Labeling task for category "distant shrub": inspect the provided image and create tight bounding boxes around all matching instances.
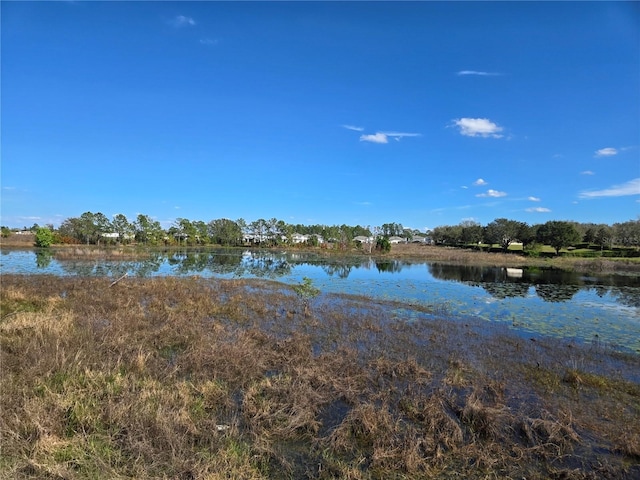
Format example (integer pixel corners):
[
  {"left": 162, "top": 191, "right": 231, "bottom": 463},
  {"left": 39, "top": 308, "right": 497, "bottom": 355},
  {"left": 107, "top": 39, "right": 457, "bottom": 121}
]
[
  {"left": 34, "top": 227, "right": 55, "bottom": 248},
  {"left": 376, "top": 237, "right": 391, "bottom": 253}
]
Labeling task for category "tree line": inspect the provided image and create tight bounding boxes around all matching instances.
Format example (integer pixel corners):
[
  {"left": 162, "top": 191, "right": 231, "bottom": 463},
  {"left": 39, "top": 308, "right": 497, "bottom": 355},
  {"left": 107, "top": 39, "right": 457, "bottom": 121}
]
[
  {"left": 20, "top": 212, "right": 375, "bottom": 249},
  {"left": 4, "top": 212, "right": 639, "bottom": 255},
  {"left": 430, "top": 218, "right": 640, "bottom": 254}
]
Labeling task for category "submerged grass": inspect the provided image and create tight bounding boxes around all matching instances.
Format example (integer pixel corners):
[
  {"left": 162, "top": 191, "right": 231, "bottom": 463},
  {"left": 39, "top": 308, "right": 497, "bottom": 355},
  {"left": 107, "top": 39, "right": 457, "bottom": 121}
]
[{"left": 1, "top": 274, "right": 639, "bottom": 479}]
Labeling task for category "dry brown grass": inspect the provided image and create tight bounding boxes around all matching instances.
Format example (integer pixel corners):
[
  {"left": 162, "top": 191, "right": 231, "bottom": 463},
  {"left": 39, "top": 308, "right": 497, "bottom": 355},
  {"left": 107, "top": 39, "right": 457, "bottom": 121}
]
[
  {"left": 388, "top": 244, "right": 640, "bottom": 274},
  {"left": 1, "top": 274, "right": 639, "bottom": 479}
]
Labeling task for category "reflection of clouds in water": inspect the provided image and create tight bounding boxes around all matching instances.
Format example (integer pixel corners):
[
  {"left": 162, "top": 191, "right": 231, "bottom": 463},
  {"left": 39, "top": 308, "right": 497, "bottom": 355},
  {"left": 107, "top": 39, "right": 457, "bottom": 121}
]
[{"left": 580, "top": 301, "right": 639, "bottom": 318}]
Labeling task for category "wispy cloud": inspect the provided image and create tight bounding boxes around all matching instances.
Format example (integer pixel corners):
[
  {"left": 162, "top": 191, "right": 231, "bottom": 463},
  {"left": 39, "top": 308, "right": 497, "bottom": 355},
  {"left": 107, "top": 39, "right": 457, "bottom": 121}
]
[
  {"left": 457, "top": 70, "right": 501, "bottom": 76},
  {"left": 473, "top": 178, "right": 488, "bottom": 186},
  {"left": 172, "top": 15, "right": 196, "bottom": 27},
  {"left": 354, "top": 201, "right": 372, "bottom": 206},
  {"left": 359, "top": 131, "right": 421, "bottom": 144},
  {"left": 342, "top": 124, "right": 364, "bottom": 132},
  {"left": 476, "top": 189, "right": 507, "bottom": 198},
  {"left": 581, "top": 170, "right": 595, "bottom": 175},
  {"left": 199, "top": 38, "right": 218, "bottom": 46},
  {"left": 526, "top": 207, "right": 551, "bottom": 213},
  {"left": 579, "top": 178, "right": 640, "bottom": 198},
  {"left": 527, "top": 196, "right": 541, "bottom": 202},
  {"left": 382, "top": 131, "right": 421, "bottom": 141},
  {"left": 453, "top": 118, "right": 504, "bottom": 138},
  {"left": 595, "top": 147, "right": 618, "bottom": 157}
]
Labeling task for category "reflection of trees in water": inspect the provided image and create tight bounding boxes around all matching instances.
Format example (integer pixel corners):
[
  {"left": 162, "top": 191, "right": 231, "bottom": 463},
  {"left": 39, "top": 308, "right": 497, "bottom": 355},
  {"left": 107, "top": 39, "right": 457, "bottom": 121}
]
[
  {"left": 58, "top": 261, "right": 103, "bottom": 277},
  {"left": 169, "top": 251, "right": 214, "bottom": 274},
  {"left": 429, "top": 263, "right": 506, "bottom": 283},
  {"left": 375, "top": 260, "right": 406, "bottom": 273},
  {"left": 132, "top": 254, "right": 164, "bottom": 277},
  {"left": 428, "top": 263, "right": 586, "bottom": 303},
  {"left": 242, "top": 255, "right": 291, "bottom": 278},
  {"left": 597, "top": 286, "right": 640, "bottom": 309},
  {"left": 35, "top": 250, "right": 53, "bottom": 268},
  {"left": 45, "top": 251, "right": 640, "bottom": 309},
  {"left": 482, "top": 282, "right": 531, "bottom": 299},
  {"left": 534, "top": 284, "right": 580, "bottom": 302},
  {"left": 321, "top": 264, "right": 352, "bottom": 278}
]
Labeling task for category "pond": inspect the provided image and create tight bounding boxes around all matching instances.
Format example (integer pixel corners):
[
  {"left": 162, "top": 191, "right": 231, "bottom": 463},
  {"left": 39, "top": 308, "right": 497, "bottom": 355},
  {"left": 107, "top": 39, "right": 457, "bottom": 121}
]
[{"left": 2, "top": 248, "right": 639, "bottom": 353}]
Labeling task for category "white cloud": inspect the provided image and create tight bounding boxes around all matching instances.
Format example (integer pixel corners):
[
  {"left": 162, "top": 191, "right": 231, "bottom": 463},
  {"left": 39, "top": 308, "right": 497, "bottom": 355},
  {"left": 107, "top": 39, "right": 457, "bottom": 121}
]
[
  {"left": 476, "top": 189, "right": 507, "bottom": 198},
  {"left": 473, "top": 178, "right": 488, "bottom": 186},
  {"left": 527, "top": 196, "right": 541, "bottom": 202},
  {"left": 453, "top": 118, "right": 504, "bottom": 138},
  {"left": 199, "top": 38, "right": 218, "bottom": 46},
  {"left": 457, "top": 70, "right": 500, "bottom": 76},
  {"left": 359, "top": 131, "right": 420, "bottom": 144},
  {"left": 595, "top": 147, "right": 618, "bottom": 157},
  {"left": 581, "top": 170, "right": 595, "bottom": 175},
  {"left": 342, "top": 125, "right": 364, "bottom": 132},
  {"left": 526, "top": 207, "right": 551, "bottom": 213},
  {"left": 579, "top": 178, "right": 640, "bottom": 198},
  {"left": 172, "top": 15, "right": 196, "bottom": 27},
  {"left": 360, "top": 133, "right": 389, "bottom": 144}
]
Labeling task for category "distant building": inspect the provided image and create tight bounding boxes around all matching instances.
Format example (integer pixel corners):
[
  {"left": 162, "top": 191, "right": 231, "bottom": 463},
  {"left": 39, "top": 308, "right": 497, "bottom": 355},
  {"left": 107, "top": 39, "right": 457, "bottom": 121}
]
[{"left": 388, "top": 236, "right": 406, "bottom": 244}]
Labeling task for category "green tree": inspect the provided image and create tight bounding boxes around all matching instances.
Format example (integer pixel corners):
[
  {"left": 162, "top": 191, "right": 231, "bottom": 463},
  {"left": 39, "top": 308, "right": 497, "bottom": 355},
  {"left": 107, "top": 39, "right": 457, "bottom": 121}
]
[
  {"left": 376, "top": 236, "right": 391, "bottom": 252},
  {"left": 249, "top": 219, "right": 269, "bottom": 246},
  {"left": 174, "top": 218, "right": 197, "bottom": 245},
  {"left": 192, "top": 220, "right": 209, "bottom": 245},
  {"left": 432, "top": 225, "right": 462, "bottom": 246},
  {"left": 292, "top": 277, "right": 320, "bottom": 316},
  {"left": 381, "top": 222, "right": 404, "bottom": 237},
  {"left": 484, "top": 218, "right": 524, "bottom": 252},
  {"left": 134, "top": 214, "right": 163, "bottom": 245},
  {"left": 93, "top": 212, "right": 112, "bottom": 244},
  {"left": 58, "top": 217, "right": 82, "bottom": 243},
  {"left": 1, "top": 226, "right": 11, "bottom": 238},
  {"left": 77, "top": 212, "right": 98, "bottom": 244},
  {"left": 613, "top": 219, "right": 640, "bottom": 247},
  {"left": 537, "top": 220, "right": 581, "bottom": 254},
  {"left": 34, "top": 226, "right": 55, "bottom": 248},
  {"left": 460, "top": 220, "right": 483, "bottom": 245},
  {"left": 583, "top": 225, "right": 597, "bottom": 244},
  {"left": 594, "top": 225, "right": 613, "bottom": 251},
  {"left": 112, "top": 214, "right": 134, "bottom": 244},
  {"left": 208, "top": 218, "right": 243, "bottom": 246}
]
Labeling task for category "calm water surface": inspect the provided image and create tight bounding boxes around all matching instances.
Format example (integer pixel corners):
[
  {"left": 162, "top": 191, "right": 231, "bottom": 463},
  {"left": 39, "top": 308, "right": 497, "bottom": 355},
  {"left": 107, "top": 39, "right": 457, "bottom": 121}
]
[{"left": 2, "top": 248, "right": 639, "bottom": 352}]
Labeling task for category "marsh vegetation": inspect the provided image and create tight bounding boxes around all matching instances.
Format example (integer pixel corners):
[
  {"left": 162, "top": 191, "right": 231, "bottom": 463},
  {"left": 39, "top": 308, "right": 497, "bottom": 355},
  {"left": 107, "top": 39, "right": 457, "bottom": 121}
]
[{"left": 1, "top": 275, "right": 639, "bottom": 479}]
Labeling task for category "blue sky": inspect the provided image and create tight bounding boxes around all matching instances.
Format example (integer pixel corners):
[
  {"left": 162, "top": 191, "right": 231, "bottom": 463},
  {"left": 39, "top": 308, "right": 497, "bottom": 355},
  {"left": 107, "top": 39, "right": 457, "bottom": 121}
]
[{"left": 2, "top": 1, "right": 639, "bottom": 231}]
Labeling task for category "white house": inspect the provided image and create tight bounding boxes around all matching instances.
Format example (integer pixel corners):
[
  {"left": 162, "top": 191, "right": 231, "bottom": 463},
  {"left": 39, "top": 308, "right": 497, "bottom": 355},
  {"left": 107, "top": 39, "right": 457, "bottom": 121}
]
[
  {"left": 388, "top": 236, "right": 406, "bottom": 244},
  {"left": 353, "top": 235, "right": 374, "bottom": 244}
]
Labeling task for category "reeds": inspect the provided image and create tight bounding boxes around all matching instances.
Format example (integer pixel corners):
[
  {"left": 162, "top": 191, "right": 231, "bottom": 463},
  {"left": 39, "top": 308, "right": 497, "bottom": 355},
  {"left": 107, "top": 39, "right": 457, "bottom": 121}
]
[{"left": 1, "top": 274, "right": 639, "bottom": 479}]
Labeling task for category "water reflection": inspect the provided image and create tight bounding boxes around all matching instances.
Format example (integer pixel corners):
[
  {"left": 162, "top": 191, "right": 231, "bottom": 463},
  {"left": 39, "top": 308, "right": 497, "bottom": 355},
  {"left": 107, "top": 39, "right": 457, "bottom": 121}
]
[
  {"left": 35, "top": 249, "right": 53, "bottom": 268},
  {"left": 534, "top": 284, "right": 580, "bottom": 303},
  {"left": 2, "top": 248, "right": 639, "bottom": 309},
  {"left": 427, "top": 262, "right": 639, "bottom": 307}
]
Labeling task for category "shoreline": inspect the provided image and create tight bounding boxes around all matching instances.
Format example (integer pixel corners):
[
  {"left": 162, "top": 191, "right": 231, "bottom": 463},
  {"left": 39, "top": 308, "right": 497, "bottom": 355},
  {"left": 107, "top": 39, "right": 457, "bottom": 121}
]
[{"left": 2, "top": 239, "right": 639, "bottom": 275}]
